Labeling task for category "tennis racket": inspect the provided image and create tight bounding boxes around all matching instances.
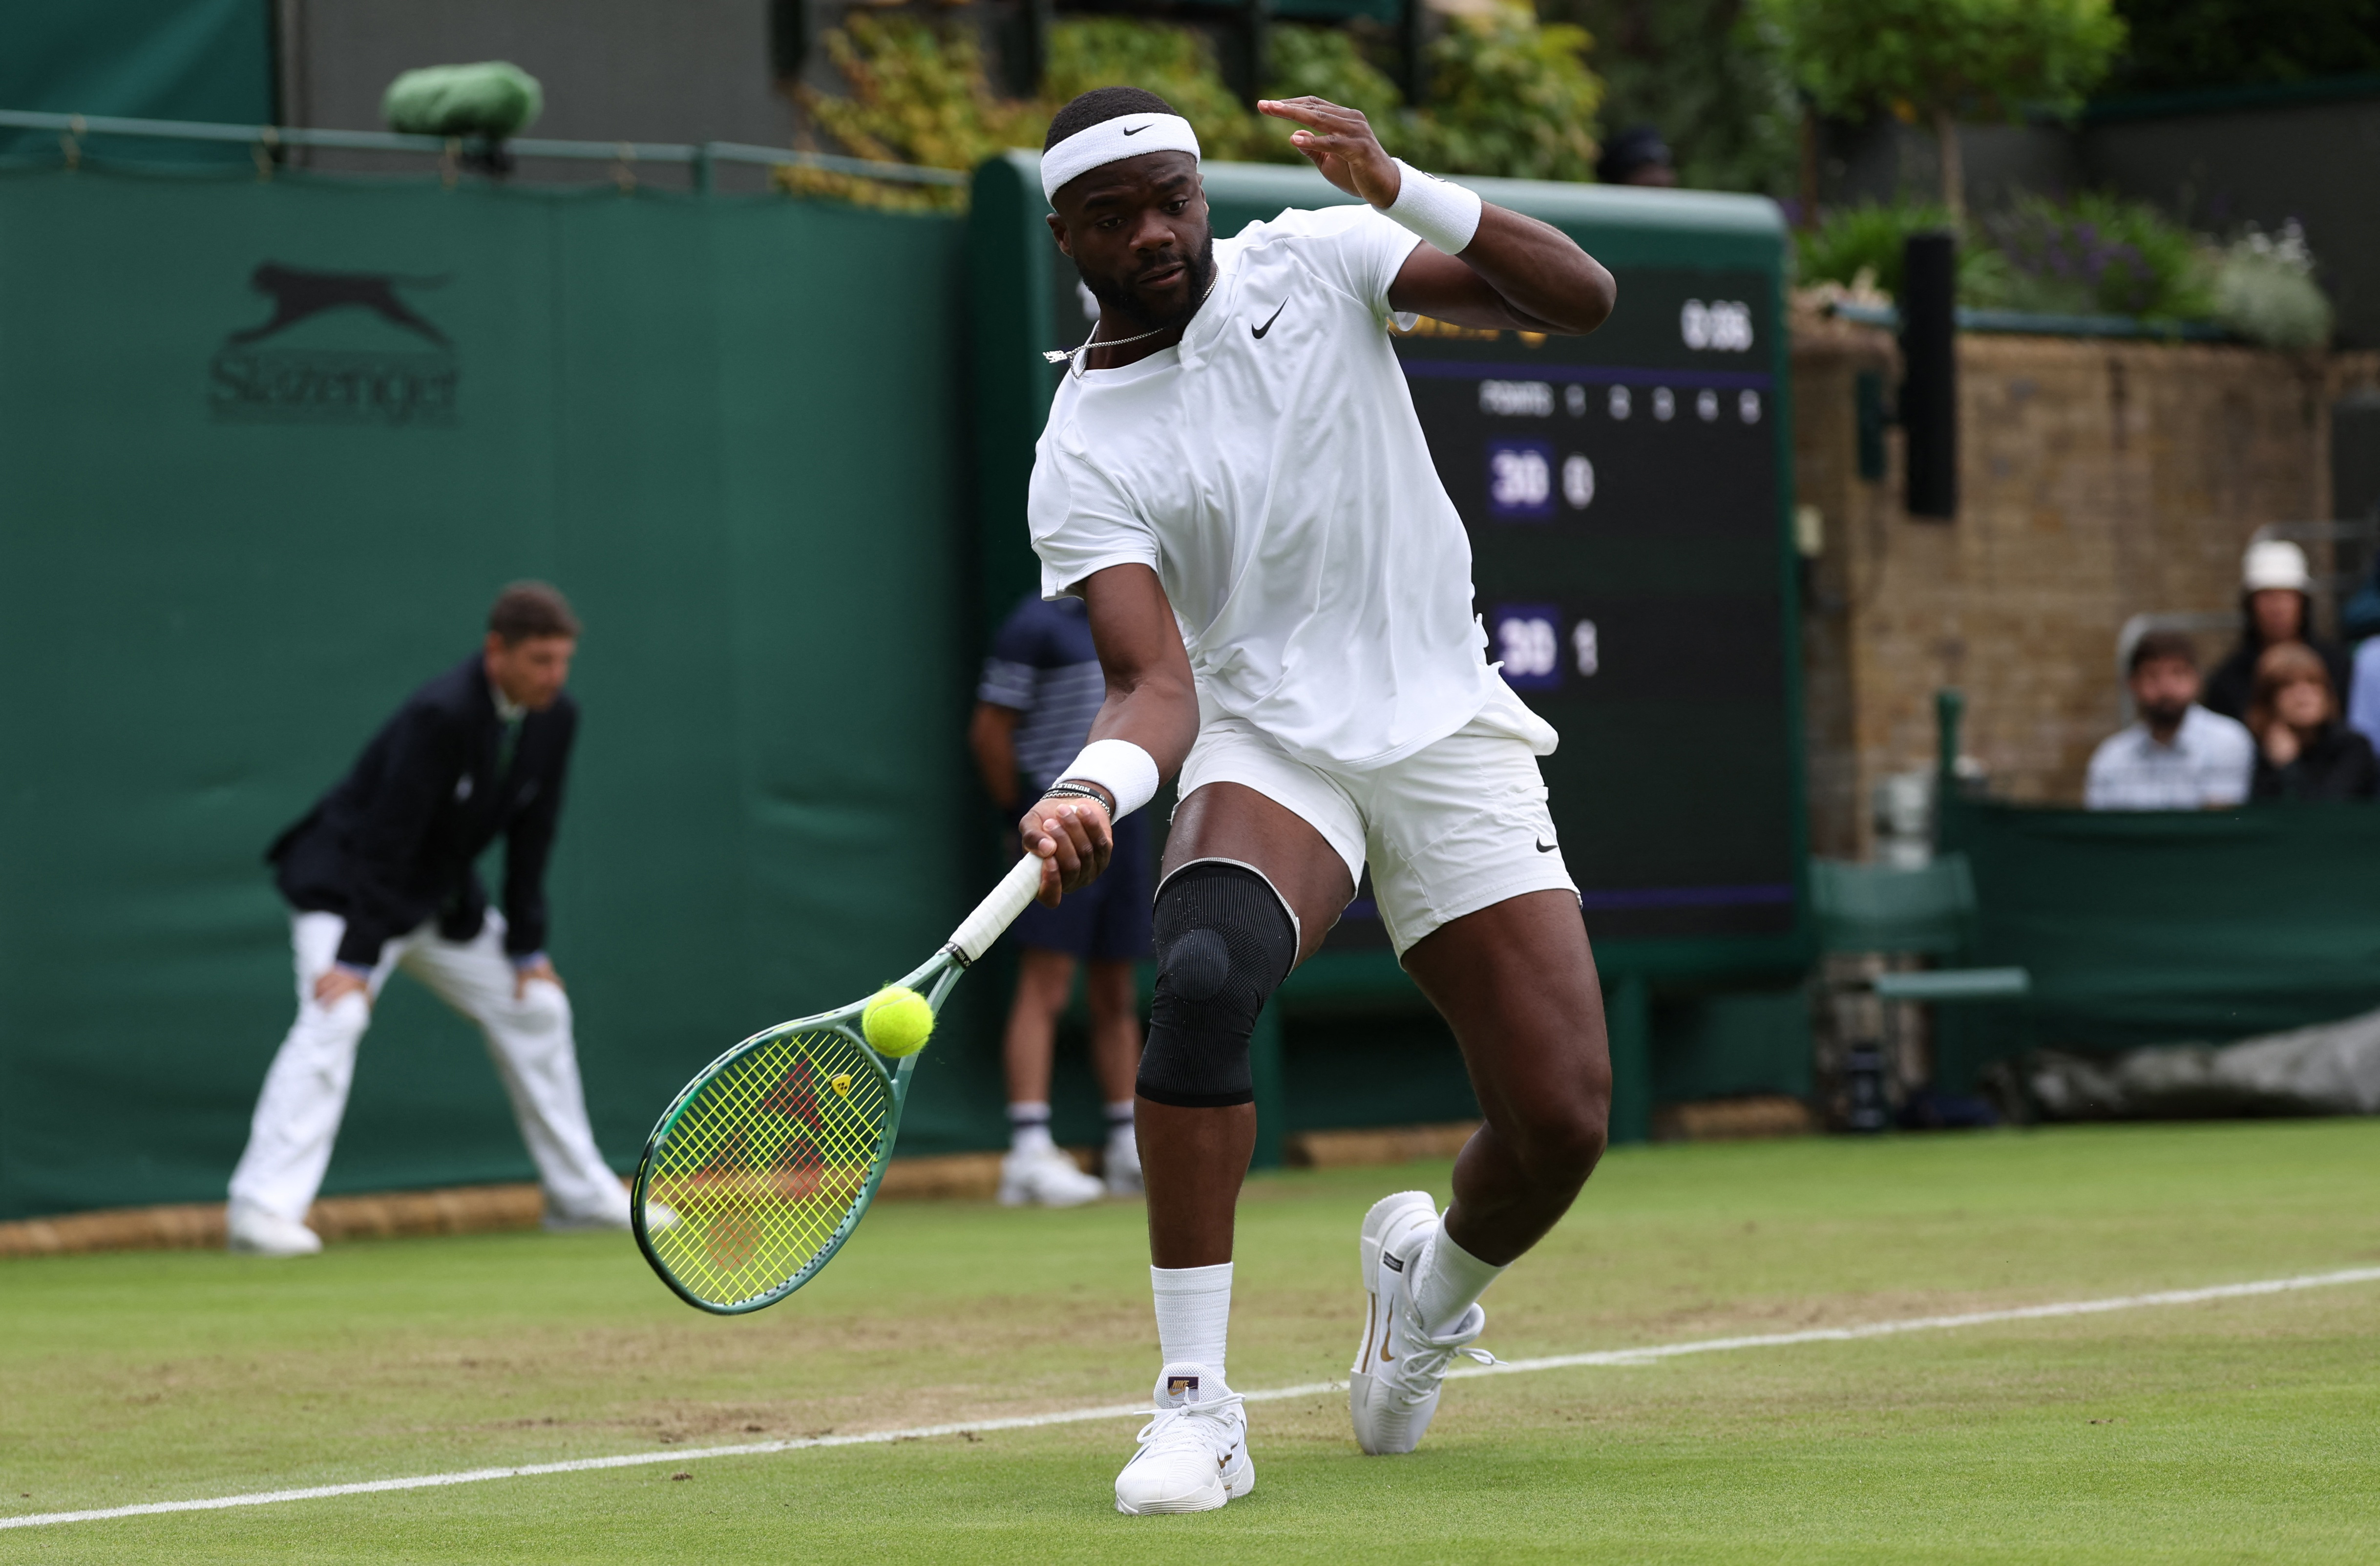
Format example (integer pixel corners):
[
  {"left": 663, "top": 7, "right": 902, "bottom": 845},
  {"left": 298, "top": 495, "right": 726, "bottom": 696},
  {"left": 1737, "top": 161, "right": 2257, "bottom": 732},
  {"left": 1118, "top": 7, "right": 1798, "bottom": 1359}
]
[{"left": 631, "top": 852, "right": 1047, "bottom": 1313}]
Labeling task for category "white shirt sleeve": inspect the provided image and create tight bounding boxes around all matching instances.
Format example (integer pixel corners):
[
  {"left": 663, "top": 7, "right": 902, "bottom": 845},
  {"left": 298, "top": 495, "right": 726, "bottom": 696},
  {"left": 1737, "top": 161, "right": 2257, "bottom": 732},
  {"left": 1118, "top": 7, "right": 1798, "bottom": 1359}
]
[
  {"left": 1027, "top": 434, "right": 1159, "bottom": 600},
  {"left": 1262, "top": 204, "right": 1425, "bottom": 317}
]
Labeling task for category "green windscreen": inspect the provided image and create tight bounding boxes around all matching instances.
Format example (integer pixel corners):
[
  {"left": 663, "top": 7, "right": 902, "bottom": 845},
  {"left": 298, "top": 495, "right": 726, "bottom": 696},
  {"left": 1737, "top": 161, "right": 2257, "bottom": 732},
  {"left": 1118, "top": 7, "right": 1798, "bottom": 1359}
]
[{"left": 0, "top": 162, "right": 1006, "bottom": 1222}]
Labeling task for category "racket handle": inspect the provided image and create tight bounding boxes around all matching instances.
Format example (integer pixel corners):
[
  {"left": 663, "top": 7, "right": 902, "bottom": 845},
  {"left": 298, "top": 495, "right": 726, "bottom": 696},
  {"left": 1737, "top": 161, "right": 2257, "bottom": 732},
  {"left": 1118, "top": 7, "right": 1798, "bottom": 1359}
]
[{"left": 948, "top": 853, "right": 1047, "bottom": 965}]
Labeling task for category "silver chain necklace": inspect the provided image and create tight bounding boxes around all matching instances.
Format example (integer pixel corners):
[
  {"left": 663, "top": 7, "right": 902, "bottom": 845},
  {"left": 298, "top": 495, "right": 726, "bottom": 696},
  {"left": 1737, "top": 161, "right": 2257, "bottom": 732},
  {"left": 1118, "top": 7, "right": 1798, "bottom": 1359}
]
[{"left": 1043, "top": 274, "right": 1218, "bottom": 378}]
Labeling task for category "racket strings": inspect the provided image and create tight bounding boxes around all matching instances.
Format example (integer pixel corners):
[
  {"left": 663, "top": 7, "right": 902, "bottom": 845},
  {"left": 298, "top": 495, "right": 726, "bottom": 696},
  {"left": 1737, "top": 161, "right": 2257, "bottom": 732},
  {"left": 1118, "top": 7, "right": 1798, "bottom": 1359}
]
[{"left": 642, "top": 1029, "right": 891, "bottom": 1307}]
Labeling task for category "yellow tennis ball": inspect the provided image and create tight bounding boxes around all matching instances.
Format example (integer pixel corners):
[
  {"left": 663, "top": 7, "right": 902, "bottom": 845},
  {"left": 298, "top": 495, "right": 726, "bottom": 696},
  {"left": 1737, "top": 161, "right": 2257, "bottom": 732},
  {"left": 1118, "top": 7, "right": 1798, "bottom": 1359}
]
[{"left": 862, "top": 986, "right": 934, "bottom": 1058}]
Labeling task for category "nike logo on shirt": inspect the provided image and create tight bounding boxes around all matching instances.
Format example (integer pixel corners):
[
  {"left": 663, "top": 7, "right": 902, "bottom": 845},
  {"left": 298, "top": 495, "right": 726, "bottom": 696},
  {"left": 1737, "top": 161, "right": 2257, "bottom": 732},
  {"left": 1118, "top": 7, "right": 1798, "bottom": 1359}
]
[
  {"left": 1536, "top": 839, "right": 1559, "bottom": 853},
  {"left": 1251, "top": 301, "right": 1286, "bottom": 339}
]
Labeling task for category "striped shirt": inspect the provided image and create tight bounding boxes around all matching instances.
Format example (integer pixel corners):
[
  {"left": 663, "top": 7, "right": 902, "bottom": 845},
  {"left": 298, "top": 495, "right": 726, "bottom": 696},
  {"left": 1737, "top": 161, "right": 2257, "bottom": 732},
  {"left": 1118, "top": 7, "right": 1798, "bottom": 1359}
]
[{"left": 978, "top": 594, "right": 1107, "bottom": 793}]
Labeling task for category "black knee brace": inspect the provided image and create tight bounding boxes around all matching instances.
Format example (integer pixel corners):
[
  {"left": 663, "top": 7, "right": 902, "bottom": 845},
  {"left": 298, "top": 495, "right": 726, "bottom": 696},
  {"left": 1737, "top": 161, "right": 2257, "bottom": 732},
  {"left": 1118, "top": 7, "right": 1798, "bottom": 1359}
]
[{"left": 1136, "top": 862, "right": 1299, "bottom": 1108}]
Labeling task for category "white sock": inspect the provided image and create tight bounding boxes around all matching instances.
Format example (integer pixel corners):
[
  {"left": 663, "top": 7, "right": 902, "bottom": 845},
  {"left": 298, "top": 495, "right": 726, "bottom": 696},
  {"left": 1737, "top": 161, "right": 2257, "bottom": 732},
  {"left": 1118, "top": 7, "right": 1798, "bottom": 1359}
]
[
  {"left": 1150, "top": 1262, "right": 1233, "bottom": 1383},
  {"left": 1103, "top": 1100, "right": 1135, "bottom": 1141},
  {"left": 1411, "top": 1218, "right": 1506, "bottom": 1338},
  {"left": 1008, "top": 1102, "right": 1053, "bottom": 1154}
]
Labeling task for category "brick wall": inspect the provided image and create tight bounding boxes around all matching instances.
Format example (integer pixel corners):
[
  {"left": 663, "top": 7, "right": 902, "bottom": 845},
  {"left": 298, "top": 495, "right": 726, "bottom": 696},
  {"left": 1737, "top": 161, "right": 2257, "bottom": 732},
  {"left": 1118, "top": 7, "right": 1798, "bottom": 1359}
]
[{"left": 1793, "top": 309, "right": 2380, "bottom": 858}]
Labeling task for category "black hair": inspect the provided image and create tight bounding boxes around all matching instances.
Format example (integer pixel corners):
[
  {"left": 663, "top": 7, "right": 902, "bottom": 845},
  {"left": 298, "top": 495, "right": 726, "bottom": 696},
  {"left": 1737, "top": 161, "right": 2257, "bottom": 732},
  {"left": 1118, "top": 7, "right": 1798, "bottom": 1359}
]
[
  {"left": 1045, "top": 87, "right": 1179, "bottom": 152},
  {"left": 1596, "top": 124, "right": 1672, "bottom": 184},
  {"left": 2129, "top": 629, "right": 2199, "bottom": 675}
]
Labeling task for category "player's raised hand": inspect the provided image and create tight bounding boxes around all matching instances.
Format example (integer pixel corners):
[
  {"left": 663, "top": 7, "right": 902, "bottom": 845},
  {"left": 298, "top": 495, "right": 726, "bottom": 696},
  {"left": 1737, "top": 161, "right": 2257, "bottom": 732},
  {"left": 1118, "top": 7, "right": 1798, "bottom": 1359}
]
[
  {"left": 1018, "top": 795, "right": 1114, "bottom": 905},
  {"left": 1259, "top": 97, "right": 1403, "bottom": 209}
]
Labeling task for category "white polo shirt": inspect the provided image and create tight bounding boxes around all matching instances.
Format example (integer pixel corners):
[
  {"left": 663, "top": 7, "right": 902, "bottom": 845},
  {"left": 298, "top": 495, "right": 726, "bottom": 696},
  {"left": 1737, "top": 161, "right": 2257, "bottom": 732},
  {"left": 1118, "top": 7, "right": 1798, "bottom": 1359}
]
[
  {"left": 2083, "top": 703, "right": 2255, "bottom": 809},
  {"left": 1028, "top": 204, "right": 1524, "bottom": 771}
]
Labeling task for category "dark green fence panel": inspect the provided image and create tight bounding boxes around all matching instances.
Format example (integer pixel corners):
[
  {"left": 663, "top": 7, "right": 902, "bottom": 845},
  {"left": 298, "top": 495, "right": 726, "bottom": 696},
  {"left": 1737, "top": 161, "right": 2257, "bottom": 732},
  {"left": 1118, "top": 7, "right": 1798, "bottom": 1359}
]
[
  {"left": 1939, "top": 798, "right": 2380, "bottom": 1085},
  {"left": 0, "top": 165, "right": 1008, "bottom": 1222}
]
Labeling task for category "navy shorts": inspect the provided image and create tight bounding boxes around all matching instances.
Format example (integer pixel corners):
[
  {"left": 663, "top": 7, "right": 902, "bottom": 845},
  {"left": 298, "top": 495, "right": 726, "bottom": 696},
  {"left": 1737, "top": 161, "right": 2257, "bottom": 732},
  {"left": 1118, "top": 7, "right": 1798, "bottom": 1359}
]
[{"left": 1010, "top": 807, "right": 1154, "bottom": 962}]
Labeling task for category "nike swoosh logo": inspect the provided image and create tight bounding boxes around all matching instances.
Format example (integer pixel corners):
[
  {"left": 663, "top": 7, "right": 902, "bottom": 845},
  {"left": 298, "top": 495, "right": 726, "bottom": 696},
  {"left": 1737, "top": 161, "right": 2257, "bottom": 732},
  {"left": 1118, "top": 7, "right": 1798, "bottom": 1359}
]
[
  {"left": 1251, "top": 301, "right": 1286, "bottom": 339},
  {"left": 1536, "top": 839, "right": 1559, "bottom": 853},
  {"left": 1122, "top": 124, "right": 1148, "bottom": 136}
]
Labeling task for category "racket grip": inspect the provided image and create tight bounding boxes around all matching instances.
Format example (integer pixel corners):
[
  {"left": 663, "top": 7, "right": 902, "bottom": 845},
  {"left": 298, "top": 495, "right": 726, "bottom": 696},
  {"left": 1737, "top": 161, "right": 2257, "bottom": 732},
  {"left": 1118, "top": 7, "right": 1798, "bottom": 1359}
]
[{"left": 948, "top": 853, "right": 1047, "bottom": 965}]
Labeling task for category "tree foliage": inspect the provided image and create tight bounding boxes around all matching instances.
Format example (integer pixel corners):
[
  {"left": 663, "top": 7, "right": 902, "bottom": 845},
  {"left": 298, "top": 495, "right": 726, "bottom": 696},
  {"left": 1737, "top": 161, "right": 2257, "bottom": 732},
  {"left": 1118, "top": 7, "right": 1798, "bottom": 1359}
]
[
  {"left": 794, "top": 5, "right": 1606, "bottom": 204},
  {"left": 1545, "top": 0, "right": 1799, "bottom": 194},
  {"left": 1754, "top": 0, "right": 2125, "bottom": 218},
  {"left": 1401, "top": 4, "right": 1603, "bottom": 182},
  {"left": 2106, "top": 0, "right": 2380, "bottom": 96}
]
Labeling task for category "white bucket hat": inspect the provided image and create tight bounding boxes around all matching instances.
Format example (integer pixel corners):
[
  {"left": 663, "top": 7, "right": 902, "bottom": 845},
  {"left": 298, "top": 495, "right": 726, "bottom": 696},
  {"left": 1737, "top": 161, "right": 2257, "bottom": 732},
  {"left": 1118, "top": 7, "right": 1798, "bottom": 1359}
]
[{"left": 2242, "top": 539, "right": 2311, "bottom": 593}]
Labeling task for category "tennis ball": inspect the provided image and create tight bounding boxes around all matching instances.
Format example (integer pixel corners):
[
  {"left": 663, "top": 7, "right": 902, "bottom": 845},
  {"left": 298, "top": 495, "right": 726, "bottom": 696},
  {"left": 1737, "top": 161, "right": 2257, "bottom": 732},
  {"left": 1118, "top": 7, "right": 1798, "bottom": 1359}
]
[{"left": 862, "top": 986, "right": 934, "bottom": 1058}]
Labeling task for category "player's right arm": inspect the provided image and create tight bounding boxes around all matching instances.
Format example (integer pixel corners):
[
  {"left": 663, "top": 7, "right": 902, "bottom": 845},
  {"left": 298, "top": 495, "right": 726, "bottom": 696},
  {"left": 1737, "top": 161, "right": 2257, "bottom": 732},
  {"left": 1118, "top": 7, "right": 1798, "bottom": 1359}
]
[{"left": 1015, "top": 563, "right": 1196, "bottom": 905}]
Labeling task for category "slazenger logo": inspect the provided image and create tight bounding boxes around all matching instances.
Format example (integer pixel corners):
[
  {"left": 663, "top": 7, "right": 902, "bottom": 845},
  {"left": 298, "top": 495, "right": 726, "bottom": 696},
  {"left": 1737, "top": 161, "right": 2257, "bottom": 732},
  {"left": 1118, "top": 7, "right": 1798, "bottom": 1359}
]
[{"left": 209, "top": 263, "right": 459, "bottom": 427}]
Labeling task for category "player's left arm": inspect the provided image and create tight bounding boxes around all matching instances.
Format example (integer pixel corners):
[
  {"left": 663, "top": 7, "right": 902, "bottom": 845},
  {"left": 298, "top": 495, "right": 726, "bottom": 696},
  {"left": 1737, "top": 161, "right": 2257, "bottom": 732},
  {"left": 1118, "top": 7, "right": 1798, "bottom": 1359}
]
[{"left": 1259, "top": 96, "right": 1615, "bottom": 335}]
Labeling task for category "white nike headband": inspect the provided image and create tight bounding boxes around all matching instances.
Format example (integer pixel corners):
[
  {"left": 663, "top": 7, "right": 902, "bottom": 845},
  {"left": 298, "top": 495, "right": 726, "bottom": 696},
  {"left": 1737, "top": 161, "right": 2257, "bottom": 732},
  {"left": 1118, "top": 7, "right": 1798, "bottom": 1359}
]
[{"left": 1040, "top": 113, "right": 1201, "bottom": 202}]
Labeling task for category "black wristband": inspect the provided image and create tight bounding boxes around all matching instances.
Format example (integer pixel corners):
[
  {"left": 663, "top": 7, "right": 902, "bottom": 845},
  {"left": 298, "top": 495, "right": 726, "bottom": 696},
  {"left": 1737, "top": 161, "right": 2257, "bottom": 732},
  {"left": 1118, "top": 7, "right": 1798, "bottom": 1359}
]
[{"left": 1040, "top": 783, "right": 1115, "bottom": 812}]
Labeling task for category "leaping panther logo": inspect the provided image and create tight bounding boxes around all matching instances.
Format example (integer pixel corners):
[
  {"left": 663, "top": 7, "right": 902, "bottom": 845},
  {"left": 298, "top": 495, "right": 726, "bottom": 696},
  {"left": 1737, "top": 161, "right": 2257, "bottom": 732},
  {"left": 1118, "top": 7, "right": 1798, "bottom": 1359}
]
[{"left": 230, "top": 263, "right": 451, "bottom": 346}]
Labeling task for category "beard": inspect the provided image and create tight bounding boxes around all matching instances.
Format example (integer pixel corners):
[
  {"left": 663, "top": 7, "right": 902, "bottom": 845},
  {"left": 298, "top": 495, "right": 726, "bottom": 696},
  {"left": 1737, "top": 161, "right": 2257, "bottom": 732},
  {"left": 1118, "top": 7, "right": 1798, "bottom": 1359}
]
[{"left": 1079, "top": 231, "right": 1217, "bottom": 337}]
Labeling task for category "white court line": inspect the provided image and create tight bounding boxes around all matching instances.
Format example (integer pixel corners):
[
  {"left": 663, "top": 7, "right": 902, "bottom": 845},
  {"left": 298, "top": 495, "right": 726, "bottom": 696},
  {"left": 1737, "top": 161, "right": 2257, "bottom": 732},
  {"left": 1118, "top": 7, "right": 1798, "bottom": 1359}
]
[{"left": 7, "top": 1264, "right": 2376, "bottom": 1532}]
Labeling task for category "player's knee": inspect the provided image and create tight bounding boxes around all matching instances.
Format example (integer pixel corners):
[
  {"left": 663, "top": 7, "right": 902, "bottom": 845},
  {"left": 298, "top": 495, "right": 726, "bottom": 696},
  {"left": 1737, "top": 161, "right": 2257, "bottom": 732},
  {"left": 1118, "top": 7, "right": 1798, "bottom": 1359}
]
[{"left": 1135, "top": 862, "right": 1298, "bottom": 1108}]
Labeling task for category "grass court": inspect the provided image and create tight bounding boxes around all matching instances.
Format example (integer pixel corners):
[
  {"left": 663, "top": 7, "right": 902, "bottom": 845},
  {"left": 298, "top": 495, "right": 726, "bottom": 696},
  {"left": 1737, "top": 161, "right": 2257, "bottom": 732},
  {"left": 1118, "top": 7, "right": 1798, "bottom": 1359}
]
[{"left": 5, "top": 1120, "right": 2377, "bottom": 1563}]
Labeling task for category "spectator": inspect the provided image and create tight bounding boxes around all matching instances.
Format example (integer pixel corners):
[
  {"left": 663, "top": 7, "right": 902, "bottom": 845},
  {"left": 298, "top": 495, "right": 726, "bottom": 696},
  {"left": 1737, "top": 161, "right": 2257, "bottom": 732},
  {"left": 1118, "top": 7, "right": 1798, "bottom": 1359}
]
[
  {"left": 2247, "top": 642, "right": 2380, "bottom": 801},
  {"left": 2202, "top": 540, "right": 2349, "bottom": 720},
  {"left": 970, "top": 593, "right": 1151, "bottom": 1206},
  {"left": 1596, "top": 125, "right": 1676, "bottom": 188},
  {"left": 2085, "top": 629, "right": 2254, "bottom": 809},
  {"left": 2346, "top": 635, "right": 2380, "bottom": 750}
]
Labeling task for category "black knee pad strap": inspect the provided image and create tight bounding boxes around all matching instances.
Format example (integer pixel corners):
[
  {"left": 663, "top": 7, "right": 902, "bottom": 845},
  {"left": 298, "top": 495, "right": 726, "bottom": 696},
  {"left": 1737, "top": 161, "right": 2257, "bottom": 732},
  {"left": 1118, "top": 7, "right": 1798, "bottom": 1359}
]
[{"left": 1137, "top": 862, "right": 1298, "bottom": 1109}]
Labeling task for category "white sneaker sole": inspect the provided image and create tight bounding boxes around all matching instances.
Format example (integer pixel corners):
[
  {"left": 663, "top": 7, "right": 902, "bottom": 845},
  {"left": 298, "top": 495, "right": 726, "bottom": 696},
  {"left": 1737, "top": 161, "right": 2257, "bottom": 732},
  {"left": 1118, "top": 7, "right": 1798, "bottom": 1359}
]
[
  {"left": 1114, "top": 1453, "right": 1254, "bottom": 1514},
  {"left": 997, "top": 1168, "right": 1104, "bottom": 1208},
  {"left": 1348, "top": 1190, "right": 1438, "bottom": 1455},
  {"left": 226, "top": 1234, "right": 322, "bottom": 1257}
]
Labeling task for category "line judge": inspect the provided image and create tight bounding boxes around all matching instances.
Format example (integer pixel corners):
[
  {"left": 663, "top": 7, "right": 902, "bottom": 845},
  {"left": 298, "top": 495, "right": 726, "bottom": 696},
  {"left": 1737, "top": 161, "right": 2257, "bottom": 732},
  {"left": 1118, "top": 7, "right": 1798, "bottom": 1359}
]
[{"left": 225, "top": 583, "right": 636, "bottom": 1255}]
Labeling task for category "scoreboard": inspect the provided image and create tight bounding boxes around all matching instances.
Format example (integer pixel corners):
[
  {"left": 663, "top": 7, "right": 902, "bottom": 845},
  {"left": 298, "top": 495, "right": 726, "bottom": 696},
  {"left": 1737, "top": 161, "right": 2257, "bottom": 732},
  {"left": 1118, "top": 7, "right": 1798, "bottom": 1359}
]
[{"left": 971, "top": 156, "right": 1807, "bottom": 977}]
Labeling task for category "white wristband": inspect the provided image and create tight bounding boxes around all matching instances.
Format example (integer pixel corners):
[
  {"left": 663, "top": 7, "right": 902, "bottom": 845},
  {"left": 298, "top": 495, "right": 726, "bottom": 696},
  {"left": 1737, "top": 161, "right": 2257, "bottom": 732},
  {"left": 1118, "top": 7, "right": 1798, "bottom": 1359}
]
[
  {"left": 1055, "top": 739, "right": 1160, "bottom": 820},
  {"left": 1383, "top": 159, "right": 1482, "bottom": 256}
]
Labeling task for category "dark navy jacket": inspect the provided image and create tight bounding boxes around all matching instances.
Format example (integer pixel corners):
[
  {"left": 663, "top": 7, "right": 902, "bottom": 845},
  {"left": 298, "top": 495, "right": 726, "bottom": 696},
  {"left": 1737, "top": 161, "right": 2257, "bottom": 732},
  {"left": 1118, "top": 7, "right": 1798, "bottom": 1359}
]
[{"left": 268, "top": 653, "right": 576, "bottom": 969}]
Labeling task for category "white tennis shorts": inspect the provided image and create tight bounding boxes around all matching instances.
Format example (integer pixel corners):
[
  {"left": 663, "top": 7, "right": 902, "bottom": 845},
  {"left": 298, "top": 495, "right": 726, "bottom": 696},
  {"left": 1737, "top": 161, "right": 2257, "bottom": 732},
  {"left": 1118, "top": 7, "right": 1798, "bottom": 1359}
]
[{"left": 1175, "top": 682, "right": 1577, "bottom": 956}]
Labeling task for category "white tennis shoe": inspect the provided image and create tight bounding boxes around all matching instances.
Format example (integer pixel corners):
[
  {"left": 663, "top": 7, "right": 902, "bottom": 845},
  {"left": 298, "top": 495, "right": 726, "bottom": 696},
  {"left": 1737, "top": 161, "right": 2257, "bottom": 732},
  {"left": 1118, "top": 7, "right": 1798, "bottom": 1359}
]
[
  {"left": 999, "top": 1143, "right": 1105, "bottom": 1207},
  {"left": 225, "top": 1201, "right": 323, "bottom": 1257},
  {"left": 1114, "top": 1361, "right": 1253, "bottom": 1515},
  {"left": 1348, "top": 1190, "right": 1496, "bottom": 1455}
]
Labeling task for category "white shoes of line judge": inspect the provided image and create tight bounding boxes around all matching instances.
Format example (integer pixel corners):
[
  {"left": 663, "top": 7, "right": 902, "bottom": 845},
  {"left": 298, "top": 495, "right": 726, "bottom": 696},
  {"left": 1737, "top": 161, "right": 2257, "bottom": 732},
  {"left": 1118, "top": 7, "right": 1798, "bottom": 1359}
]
[{"left": 224, "top": 1184, "right": 665, "bottom": 1258}]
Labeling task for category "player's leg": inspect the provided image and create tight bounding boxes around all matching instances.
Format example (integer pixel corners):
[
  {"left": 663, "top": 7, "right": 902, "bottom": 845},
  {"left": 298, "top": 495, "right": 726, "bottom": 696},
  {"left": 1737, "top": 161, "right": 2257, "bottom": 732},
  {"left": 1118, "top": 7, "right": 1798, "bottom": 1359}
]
[
  {"left": 403, "top": 912, "right": 628, "bottom": 1229},
  {"left": 1343, "top": 709, "right": 1607, "bottom": 1455},
  {"left": 1085, "top": 958, "right": 1144, "bottom": 1193},
  {"left": 1113, "top": 769, "right": 1356, "bottom": 1515},
  {"left": 1403, "top": 890, "right": 1609, "bottom": 1259},
  {"left": 226, "top": 911, "right": 397, "bottom": 1255},
  {"left": 997, "top": 944, "right": 1105, "bottom": 1207},
  {"left": 1087, "top": 807, "right": 1156, "bottom": 1195}
]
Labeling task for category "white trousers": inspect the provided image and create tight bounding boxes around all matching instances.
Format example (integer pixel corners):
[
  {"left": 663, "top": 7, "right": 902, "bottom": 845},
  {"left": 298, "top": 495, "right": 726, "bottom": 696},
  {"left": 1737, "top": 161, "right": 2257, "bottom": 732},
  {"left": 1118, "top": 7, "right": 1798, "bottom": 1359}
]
[{"left": 227, "top": 909, "right": 625, "bottom": 1224}]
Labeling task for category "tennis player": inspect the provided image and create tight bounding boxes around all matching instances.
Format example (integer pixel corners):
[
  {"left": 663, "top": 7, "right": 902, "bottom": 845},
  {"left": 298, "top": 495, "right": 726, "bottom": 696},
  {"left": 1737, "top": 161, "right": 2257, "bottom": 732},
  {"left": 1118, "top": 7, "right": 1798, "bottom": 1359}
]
[
  {"left": 1015, "top": 89, "right": 1618, "bottom": 1512},
  {"left": 224, "top": 583, "right": 635, "bottom": 1256}
]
